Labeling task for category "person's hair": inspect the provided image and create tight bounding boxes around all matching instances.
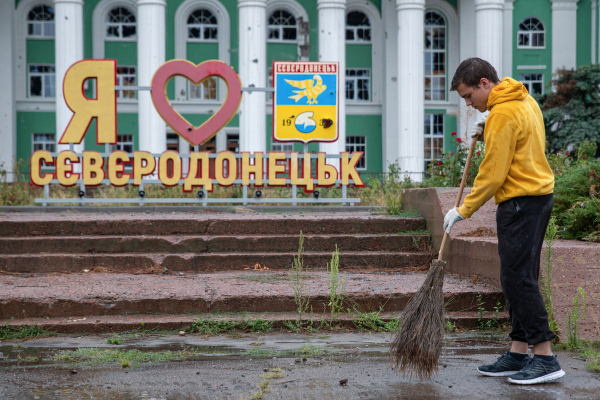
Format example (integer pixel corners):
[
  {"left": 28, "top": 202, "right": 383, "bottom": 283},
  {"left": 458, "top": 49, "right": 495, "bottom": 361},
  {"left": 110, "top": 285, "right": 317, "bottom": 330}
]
[{"left": 450, "top": 57, "right": 500, "bottom": 91}]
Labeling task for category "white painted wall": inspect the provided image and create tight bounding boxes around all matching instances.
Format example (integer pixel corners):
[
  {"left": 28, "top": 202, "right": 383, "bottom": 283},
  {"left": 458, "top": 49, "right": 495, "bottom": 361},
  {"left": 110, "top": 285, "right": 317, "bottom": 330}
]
[
  {"left": 238, "top": 0, "right": 267, "bottom": 153},
  {"left": 0, "top": 0, "right": 16, "bottom": 181},
  {"left": 55, "top": 0, "right": 84, "bottom": 158},
  {"left": 551, "top": 0, "right": 580, "bottom": 71},
  {"left": 137, "top": 0, "right": 166, "bottom": 154}
]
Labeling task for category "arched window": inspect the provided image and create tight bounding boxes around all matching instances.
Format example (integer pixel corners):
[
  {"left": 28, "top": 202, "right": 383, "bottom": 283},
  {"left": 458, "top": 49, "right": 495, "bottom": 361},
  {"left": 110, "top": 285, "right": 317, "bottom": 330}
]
[
  {"left": 187, "top": 8, "right": 218, "bottom": 41},
  {"left": 518, "top": 17, "right": 545, "bottom": 48},
  {"left": 106, "top": 7, "right": 136, "bottom": 39},
  {"left": 424, "top": 11, "right": 446, "bottom": 101},
  {"left": 27, "top": 5, "right": 54, "bottom": 38},
  {"left": 346, "top": 11, "right": 370, "bottom": 42},
  {"left": 268, "top": 10, "right": 297, "bottom": 41}
]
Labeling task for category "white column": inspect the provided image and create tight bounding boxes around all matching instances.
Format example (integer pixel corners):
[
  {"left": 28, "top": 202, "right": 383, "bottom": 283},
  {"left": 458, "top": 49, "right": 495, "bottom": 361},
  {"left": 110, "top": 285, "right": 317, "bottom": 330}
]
[
  {"left": 550, "top": 0, "right": 579, "bottom": 71},
  {"left": 502, "top": 0, "right": 515, "bottom": 79},
  {"left": 382, "top": 0, "right": 399, "bottom": 170},
  {"left": 216, "top": 130, "right": 227, "bottom": 152},
  {"left": 0, "top": 1, "right": 15, "bottom": 182},
  {"left": 55, "top": 0, "right": 84, "bottom": 157},
  {"left": 475, "top": 0, "right": 503, "bottom": 75},
  {"left": 137, "top": 0, "right": 166, "bottom": 154},
  {"left": 238, "top": 0, "right": 267, "bottom": 153},
  {"left": 318, "top": 0, "right": 346, "bottom": 159},
  {"left": 396, "top": 0, "right": 425, "bottom": 181},
  {"left": 458, "top": 0, "right": 476, "bottom": 140}
]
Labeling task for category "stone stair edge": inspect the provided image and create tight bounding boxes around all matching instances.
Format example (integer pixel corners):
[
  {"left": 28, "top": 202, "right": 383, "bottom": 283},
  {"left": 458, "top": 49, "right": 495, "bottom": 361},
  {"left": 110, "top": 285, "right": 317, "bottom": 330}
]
[{"left": 0, "top": 311, "right": 510, "bottom": 335}]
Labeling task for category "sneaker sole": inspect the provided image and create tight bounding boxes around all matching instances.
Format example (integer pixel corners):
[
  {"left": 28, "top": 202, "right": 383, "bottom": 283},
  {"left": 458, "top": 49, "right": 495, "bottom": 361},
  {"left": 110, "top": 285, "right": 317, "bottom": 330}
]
[
  {"left": 507, "top": 369, "right": 565, "bottom": 385},
  {"left": 477, "top": 369, "right": 522, "bottom": 377}
]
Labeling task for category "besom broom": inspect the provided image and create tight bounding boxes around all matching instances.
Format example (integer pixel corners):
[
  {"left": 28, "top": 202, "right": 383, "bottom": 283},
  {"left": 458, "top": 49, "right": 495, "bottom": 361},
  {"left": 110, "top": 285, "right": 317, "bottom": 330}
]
[{"left": 390, "top": 133, "right": 480, "bottom": 380}]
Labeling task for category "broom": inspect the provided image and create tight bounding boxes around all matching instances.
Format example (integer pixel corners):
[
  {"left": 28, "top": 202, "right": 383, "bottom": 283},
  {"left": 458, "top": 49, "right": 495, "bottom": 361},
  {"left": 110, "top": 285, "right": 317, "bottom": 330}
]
[{"left": 390, "top": 133, "right": 480, "bottom": 380}]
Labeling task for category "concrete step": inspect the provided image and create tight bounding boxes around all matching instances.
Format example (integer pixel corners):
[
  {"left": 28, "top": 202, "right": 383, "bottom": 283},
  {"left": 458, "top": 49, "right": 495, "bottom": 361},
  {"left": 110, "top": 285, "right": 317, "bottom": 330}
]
[
  {"left": 0, "top": 251, "right": 432, "bottom": 273},
  {"left": 0, "top": 215, "right": 425, "bottom": 237},
  {"left": 0, "top": 234, "right": 429, "bottom": 255},
  {"left": 1, "top": 310, "right": 510, "bottom": 334},
  {"left": 0, "top": 271, "right": 504, "bottom": 320}
]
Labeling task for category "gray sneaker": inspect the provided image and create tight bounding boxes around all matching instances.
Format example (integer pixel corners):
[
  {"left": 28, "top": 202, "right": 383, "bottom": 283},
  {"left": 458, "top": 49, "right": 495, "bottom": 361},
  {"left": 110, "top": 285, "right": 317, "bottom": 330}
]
[
  {"left": 477, "top": 352, "right": 531, "bottom": 377},
  {"left": 507, "top": 355, "right": 565, "bottom": 385}
]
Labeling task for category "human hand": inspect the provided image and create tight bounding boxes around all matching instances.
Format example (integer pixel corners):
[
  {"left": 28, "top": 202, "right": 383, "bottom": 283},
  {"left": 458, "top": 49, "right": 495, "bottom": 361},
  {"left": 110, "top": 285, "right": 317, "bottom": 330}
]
[
  {"left": 443, "top": 207, "right": 466, "bottom": 234},
  {"left": 470, "top": 116, "right": 487, "bottom": 140}
]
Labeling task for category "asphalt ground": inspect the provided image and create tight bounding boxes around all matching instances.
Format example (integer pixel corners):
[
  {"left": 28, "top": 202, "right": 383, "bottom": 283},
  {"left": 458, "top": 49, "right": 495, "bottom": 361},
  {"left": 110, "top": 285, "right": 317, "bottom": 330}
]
[{"left": 1, "top": 331, "right": 599, "bottom": 400}]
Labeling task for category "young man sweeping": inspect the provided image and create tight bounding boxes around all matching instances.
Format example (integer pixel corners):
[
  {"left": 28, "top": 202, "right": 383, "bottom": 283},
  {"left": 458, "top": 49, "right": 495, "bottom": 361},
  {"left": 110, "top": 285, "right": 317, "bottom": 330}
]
[{"left": 443, "top": 57, "right": 564, "bottom": 385}]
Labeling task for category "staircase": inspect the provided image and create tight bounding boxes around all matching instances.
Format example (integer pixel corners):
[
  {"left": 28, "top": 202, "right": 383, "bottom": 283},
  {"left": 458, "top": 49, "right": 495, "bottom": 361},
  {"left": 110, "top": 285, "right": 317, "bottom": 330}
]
[{"left": 0, "top": 211, "right": 506, "bottom": 333}]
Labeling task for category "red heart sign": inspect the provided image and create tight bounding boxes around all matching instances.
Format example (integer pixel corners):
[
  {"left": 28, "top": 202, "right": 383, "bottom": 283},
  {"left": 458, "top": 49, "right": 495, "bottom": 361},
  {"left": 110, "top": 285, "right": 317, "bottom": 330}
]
[{"left": 151, "top": 60, "right": 242, "bottom": 146}]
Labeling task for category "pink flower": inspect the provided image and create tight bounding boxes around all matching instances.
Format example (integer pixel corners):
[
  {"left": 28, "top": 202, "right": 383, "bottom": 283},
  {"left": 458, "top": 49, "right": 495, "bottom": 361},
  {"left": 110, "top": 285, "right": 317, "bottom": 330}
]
[
  {"left": 456, "top": 137, "right": 462, "bottom": 143},
  {"left": 437, "top": 161, "right": 443, "bottom": 165},
  {"left": 477, "top": 152, "right": 481, "bottom": 156},
  {"left": 451, "top": 131, "right": 457, "bottom": 136},
  {"left": 450, "top": 152, "right": 454, "bottom": 156}
]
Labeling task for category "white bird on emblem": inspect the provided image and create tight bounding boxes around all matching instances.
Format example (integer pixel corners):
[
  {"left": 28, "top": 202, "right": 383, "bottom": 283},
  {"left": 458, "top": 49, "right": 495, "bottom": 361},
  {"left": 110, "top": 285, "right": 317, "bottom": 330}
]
[{"left": 285, "top": 75, "right": 327, "bottom": 104}]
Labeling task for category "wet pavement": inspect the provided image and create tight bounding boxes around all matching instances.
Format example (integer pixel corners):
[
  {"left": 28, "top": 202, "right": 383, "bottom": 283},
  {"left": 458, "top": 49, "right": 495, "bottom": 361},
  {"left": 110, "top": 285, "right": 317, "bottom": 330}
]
[{"left": 1, "top": 331, "right": 599, "bottom": 400}]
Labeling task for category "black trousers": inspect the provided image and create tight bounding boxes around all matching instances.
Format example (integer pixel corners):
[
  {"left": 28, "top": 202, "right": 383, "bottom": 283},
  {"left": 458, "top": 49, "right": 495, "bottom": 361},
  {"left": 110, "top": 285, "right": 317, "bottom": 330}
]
[{"left": 496, "top": 193, "right": 556, "bottom": 345}]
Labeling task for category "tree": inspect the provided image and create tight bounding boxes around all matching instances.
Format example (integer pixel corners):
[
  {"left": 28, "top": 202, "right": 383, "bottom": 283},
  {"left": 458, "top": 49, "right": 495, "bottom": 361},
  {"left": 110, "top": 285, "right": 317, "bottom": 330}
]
[{"left": 537, "top": 65, "right": 600, "bottom": 154}]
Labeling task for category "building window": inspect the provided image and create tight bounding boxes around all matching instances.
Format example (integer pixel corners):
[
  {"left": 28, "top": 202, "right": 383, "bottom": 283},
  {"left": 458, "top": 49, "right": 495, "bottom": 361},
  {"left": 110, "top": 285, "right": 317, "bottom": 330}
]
[
  {"left": 166, "top": 133, "right": 180, "bottom": 152},
  {"left": 345, "top": 136, "right": 366, "bottom": 170},
  {"left": 346, "top": 69, "right": 370, "bottom": 101},
  {"left": 424, "top": 114, "right": 444, "bottom": 170},
  {"left": 346, "top": 11, "right": 370, "bottom": 43},
  {"left": 188, "top": 78, "right": 218, "bottom": 100},
  {"left": 519, "top": 73, "right": 544, "bottom": 95},
  {"left": 29, "top": 65, "right": 55, "bottom": 98},
  {"left": 106, "top": 7, "right": 136, "bottom": 39},
  {"left": 32, "top": 133, "right": 55, "bottom": 153},
  {"left": 518, "top": 17, "right": 545, "bottom": 48},
  {"left": 27, "top": 5, "right": 55, "bottom": 38},
  {"left": 268, "top": 10, "right": 297, "bottom": 41},
  {"left": 272, "top": 142, "right": 294, "bottom": 152},
  {"left": 424, "top": 11, "right": 446, "bottom": 101},
  {"left": 187, "top": 9, "right": 218, "bottom": 41},
  {"left": 110, "top": 134, "right": 134, "bottom": 153},
  {"left": 227, "top": 134, "right": 240, "bottom": 153},
  {"left": 116, "top": 66, "right": 136, "bottom": 99}
]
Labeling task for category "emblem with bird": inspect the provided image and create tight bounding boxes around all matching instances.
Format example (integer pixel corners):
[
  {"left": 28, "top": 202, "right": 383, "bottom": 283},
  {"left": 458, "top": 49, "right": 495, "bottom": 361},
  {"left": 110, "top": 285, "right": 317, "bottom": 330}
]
[{"left": 285, "top": 75, "right": 327, "bottom": 104}]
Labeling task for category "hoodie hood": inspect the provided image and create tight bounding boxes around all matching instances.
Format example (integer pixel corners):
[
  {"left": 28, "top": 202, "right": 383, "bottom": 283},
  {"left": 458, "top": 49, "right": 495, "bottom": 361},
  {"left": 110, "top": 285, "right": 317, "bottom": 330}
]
[{"left": 487, "top": 77, "right": 528, "bottom": 111}]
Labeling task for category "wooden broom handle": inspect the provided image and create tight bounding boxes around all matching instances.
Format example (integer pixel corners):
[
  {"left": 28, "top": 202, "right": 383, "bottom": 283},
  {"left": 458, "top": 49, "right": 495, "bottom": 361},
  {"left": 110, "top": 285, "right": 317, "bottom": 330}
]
[{"left": 437, "top": 134, "right": 480, "bottom": 261}]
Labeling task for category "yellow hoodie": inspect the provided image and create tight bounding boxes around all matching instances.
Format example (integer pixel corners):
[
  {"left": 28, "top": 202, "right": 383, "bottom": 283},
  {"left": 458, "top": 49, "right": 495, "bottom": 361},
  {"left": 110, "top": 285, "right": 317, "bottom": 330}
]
[{"left": 458, "top": 77, "right": 554, "bottom": 219}]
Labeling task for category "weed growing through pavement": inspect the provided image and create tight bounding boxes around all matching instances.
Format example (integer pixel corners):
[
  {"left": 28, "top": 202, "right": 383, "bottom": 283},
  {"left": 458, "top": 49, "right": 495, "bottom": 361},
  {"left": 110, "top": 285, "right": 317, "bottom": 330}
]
[
  {"left": 476, "top": 294, "right": 503, "bottom": 331},
  {"left": 542, "top": 217, "right": 561, "bottom": 341},
  {"left": 0, "top": 323, "right": 55, "bottom": 340},
  {"left": 326, "top": 245, "right": 346, "bottom": 328},
  {"left": 106, "top": 336, "right": 123, "bottom": 345},
  {"left": 444, "top": 320, "right": 456, "bottom": 332},
  {"left": 242, "top": 344, "right": 340, "bottom": 357},
  {"left": 52, "top": 347, "right": 201, "bottom": 367},
  {"left": 289, "top": 231, "right": 311, "bottom": 316},
  {"left": 351, "top": 307, "right": 400, "bottom": 332},
  {"left": 186, "top": 318, "right": 273, "bottom": 336},
  {"left": 566, "top": 287, "right": 588, "bottom": 350}
]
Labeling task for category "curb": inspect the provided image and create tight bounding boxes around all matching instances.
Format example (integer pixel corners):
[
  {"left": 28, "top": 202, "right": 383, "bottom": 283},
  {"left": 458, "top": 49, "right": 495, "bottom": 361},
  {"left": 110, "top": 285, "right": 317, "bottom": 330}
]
[{"left": 0, "top": 206, "right": 385, "bottom": 214}]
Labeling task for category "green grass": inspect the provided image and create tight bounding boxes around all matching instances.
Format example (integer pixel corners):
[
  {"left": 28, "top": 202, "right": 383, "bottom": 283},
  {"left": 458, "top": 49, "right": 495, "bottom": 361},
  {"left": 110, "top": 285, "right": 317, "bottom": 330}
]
[
  {"left": 352, "top": 311, "right": 400, "bottom": 332},
  {"left": 242, "top": 344, "right": 340, "bottom": 357},
  {"left": 0, "top": 323, "right": 56, "bottom": 340},
  {"left": 51, "top": 347, "right": 200, "bottom": 367},
  {"left": 106, "top": 336, "right": 123, "bottom": 345},
  {"left": 392, "top": 209, "right": 421, "bottom": 218},
  {"left": 186, "top": 318, "right": 274, "bottom": 336}
]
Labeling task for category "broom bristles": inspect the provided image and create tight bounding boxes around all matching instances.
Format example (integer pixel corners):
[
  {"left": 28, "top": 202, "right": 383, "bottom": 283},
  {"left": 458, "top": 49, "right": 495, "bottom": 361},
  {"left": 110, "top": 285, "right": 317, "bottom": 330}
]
[{"left": 390, "top": 259, "right": 446, "bottom": 380}]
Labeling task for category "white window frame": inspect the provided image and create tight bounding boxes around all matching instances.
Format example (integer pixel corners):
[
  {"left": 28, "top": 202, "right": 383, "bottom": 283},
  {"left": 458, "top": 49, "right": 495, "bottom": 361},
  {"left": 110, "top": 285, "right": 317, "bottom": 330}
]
[
  {"left": 424, "top": 10, "right": 447, "bottom": 102},
  {"left": 345, "top": 136, "right": 367, "bottom": 170},
  {"left": 517, "top": 17, "right": 545, "bottom": 49},
  {"left": 345, "top": 68, "right": 371, "bottom": 102},
  {"left": 116, "top": 66, "right": 136, "bottom": 100},
  {"left": 271, "top": 142, "right": 294, "bottom": 152},
  {"left": 110, "top": 134, "right": 134, "bottom": 153},
  {"left": 519, "top": 73, "right": 544, "bottom": 95},
  {"left": 267, "top": 9, "right": 298, "bottom": 43},
  {"left": 424, "top": 113, "right": 444, "bottom": 169},
  {"left": 105, "top": 6, "right": 136, "bottom": 41},
  {"left": 187, "top": 77, "right": 218, "bottom": 101},
  {"left": 27, "top": 4, "right": 55, "bottom": 39},
  {"left": 28, "top": 64, "right": 55, "bottom": 98},
  {"left": 345, "top": 10, "right": 371, "bottom": 44},
  {"left": 187, "top": 8, "right": 218, "bottom": 43},
  {"left": 32, "top": 133, "right": 56, "bottom": 153}
]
